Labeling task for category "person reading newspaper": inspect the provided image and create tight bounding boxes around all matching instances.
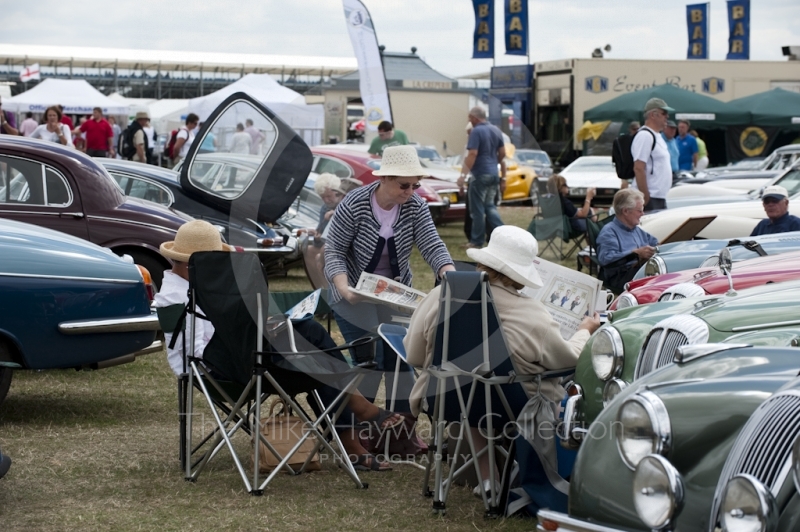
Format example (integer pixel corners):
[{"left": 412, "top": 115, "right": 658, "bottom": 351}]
[
  {"left": 324, "top": 145, "right": 455, "bottom": 416},
  {"left": 154, "top": 221, "right": 407, "bottom": 472},
  {"left": 404, "top": 225, "right": 600, "bottom": 506}
]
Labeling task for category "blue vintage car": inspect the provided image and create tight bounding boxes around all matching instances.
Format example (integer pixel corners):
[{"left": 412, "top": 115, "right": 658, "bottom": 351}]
[
  {"left": 0, "top": 218, "right": 161, "bottom": 404},
  {"left": 539, "top": 344, "right": 800, "bottom": 531}
]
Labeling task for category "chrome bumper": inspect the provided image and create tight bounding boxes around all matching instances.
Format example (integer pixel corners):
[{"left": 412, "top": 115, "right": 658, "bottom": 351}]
[
  {"left": 537, "top": 510, "right": 628, "bottom": 532},
  {"left": 560, "top": 387, "right": 586, "bottom": 448},
  {"left": 59, "top": 312, "right": 161, "bottom": 335}
]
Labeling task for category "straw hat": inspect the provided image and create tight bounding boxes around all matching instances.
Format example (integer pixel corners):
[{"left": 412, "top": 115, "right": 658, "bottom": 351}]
[
  {"left": 135, "top": 111, "right": 149, "bottom": 120},
  {"left": 160, "top": 220, "right": 231, "bottom": 262},
  {"left": 372, "top": 145, "right": 428, "bottom": 177},
  {"left": 467, "top": 226, "right": 543, "bottom": 289}
]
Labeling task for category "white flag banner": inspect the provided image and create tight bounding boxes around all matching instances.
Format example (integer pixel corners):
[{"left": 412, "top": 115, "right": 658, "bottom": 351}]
[
  {"left": 342, "top": 0, "right": 392, "bottom": 131},
  {"left": 19, "top": 64, "right": 41, "bottom": 82}
]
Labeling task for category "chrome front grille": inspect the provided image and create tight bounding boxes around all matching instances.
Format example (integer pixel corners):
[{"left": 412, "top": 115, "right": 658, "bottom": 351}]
[
  {"left": 634, "top": 315, "right": 709, "bottom": 380},
  {"left": 709, "top": 391, "right": 800, "bottom": 530}
]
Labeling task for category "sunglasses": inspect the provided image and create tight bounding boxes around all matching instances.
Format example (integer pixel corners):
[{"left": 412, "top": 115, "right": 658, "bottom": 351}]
[
  {"left": 762, "top": 197, "right": 783, "bottom": 204},
  {"left": 397, "top": 181, "right": 422, "bottom": 191}
]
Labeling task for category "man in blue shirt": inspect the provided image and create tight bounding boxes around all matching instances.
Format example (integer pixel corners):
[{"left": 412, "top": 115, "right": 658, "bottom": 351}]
[
  {"left": 676, "top": 119, "right": 698, "bottom": 171},
  {"left": 662, "top": 120, "right": 680, "bottom": 179},
  {"left": 750, "top": 185, "right": 800, "bottom": 236},
  {"left": 458, "top": 107, "right": 506, "bottom": 248},
  {"left": 597, "top": 189, "right": 659, "bottom": 293}
]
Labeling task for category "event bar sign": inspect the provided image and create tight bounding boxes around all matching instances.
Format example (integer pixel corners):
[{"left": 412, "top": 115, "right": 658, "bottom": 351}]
[
  {"left": 342, "top": 0, "right": 393, "bottom": 130},
  {"left": 686, "top": 3, "right": 709, "bottom": 59},
  {"left": 472, "top": 0, "right": 494, "bottom": 59},
  {"left": 726, "top": 0, "right": 750, "bottom": 60},
  {"left": 504, "top": 0, "right": 528, "bottom": 56}
]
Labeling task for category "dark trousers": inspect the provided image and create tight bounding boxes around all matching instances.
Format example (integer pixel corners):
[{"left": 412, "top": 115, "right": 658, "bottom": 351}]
[
  {"left": 644, "top": 197, "right": 667, "bottom": 212},
  {"left": 86, "top": 149, "right": 108, "bottom": 158}
]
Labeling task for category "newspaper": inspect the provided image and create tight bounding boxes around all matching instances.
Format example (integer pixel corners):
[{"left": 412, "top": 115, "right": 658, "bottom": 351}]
[
  {"left": 522, "top": 257, "right": 603, "bottom": 340},
  {"left": 353, "top": 272, "right": 426, "bottom": 314},
  {"left": 285, "top": 289, "right": 321, "bottom": 322}
]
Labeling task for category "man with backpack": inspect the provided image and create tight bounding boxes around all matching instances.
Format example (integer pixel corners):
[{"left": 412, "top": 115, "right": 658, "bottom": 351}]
[
  {"left": 120, "top": 111, "right": 150, "bottom": 163},
  {"left": 631, "top": 98, "right": 673, "bottom": 211}
]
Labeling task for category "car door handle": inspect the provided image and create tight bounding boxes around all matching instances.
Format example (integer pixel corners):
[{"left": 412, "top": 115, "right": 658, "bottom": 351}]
[{"left": 61, "top": 212, "right": 85, "bottom": 219}]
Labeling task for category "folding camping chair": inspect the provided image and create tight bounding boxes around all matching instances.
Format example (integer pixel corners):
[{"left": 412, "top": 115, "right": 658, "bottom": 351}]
[
  {"left": 418, "top": 271, "right": 574, "bottom": 517},
  {"left": 175, "top": 251, "right": 377, "bottom": 494},
  {"left": 528, "top": 193, "right": 585, "bottom": 261}
]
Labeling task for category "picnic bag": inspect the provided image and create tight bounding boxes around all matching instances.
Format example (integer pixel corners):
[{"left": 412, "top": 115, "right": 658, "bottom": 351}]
[{"left": 253, "top": 399, "right": 321, "bottom": 473}]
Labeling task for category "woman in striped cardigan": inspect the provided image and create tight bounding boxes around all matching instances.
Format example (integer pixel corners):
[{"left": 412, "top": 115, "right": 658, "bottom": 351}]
[{"left": 324, "top": 145, "right": 455, "bottom": 414}]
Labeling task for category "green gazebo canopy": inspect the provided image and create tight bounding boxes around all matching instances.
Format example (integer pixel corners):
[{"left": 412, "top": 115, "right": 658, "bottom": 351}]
[
  {"left": 726, "top": 88, "right": 800, "bottom": 128},
  {"left": 583, "top": 84, "right": 750, "bottom": 127}
]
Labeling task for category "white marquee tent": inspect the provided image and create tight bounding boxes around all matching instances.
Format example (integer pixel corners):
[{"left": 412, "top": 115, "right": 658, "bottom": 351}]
[
  {"left": 188, "top": 74, "right": 323, "bottom": 145},
  {"left": 3, "top": 79, "right": 129, "bottom": 116}
]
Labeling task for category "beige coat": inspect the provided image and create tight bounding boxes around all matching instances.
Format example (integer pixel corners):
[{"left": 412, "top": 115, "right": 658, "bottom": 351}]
[{"left": 405, "top": 281, "right": 590, "bottom": 417}]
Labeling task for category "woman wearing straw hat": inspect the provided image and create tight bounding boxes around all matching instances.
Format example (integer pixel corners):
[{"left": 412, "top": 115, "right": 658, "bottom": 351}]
[
  {"left": 405, "top": 225, "right": 600, "bottom": 507},
  {"left": 324, "top": 145, "right": 455, "bottom": 414}
]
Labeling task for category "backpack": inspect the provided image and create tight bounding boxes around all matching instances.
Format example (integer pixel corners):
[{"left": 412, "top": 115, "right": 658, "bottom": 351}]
[
  {"left": 120, "top": 122, "right": 141, "bottom": 159},
  {"left": 612, "top": 128, "right": 656, "bottom": 180},
  {"left": 165, "top": 129, "right": 179, "bottom": 159}
]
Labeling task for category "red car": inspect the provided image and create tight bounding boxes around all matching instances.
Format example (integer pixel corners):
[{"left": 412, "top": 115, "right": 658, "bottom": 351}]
[
  {"left": 611, "top": 249, "right": 800, "bottom": 309},
  {"left": 310, "top": 146, "right": 465, "bottom": 223}
]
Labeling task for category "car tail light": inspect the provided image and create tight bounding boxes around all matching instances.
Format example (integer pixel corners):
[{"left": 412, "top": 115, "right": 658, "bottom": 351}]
[{"left": 136, "top": 265, "right": 157, "bottom": 301}]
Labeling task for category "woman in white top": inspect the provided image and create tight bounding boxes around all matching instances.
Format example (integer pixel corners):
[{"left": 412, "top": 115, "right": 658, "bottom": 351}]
[{"left": 30, "top": 106, "right": 73, "bottom": 147}]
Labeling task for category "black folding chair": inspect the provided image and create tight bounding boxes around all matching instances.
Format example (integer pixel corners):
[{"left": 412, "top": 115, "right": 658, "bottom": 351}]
[{"left": 175, "top": 251, "right": 377, "bottom": 494}]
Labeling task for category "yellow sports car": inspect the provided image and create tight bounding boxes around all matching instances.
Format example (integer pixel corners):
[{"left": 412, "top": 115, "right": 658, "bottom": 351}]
[{"left": 452, "top": 143, "right": 538, "bottom": 204}]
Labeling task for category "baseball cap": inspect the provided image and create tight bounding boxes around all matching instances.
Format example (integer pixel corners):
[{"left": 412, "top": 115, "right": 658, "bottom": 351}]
[
  {"left": 762, "top": 185, "right": 788, "bottom": 201},
  {"left": 666, "top": 120, "right": 677, "bottom": 128},
  {"left": 643, "top": 98, "right": 675, "bottom": 114}
]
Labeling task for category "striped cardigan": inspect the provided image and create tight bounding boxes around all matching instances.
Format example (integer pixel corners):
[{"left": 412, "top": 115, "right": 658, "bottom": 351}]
[{"left": 324, "top": 181, "right": 453, "bottom": 304}]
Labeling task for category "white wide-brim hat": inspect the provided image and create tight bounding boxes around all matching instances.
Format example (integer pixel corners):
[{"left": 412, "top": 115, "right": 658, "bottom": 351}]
[
  {"left": 160, "top": 220, "right": 232, "bottom": 262},
  {"left": 372, "top": 145, "right": 429, "bottom": 177},
  {"left": 467, "top": 226, "right": 543, "bottom": 289}
]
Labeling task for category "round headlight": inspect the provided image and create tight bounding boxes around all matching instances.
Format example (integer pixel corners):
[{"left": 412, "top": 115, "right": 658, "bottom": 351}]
[
  {"left": 720, "top": 474, "right": 778, "bottom": 532},
  {"left": 615, "top": 292, "right": 638, "bottom": 309},
  {"left": 616, "top": 391, "right": 672, "bottom": 470},
  {"left": 644, "top": 256, "right": 667, "bottom": 277},
  {"left": 591, "top": 327, "right": 624, "bottom": 381},
  {"left": 603, "top": 378, "right": 627, "bottom": 407},
  {"left": 633, "top": 454, "right": 684, "bottom": 530}
]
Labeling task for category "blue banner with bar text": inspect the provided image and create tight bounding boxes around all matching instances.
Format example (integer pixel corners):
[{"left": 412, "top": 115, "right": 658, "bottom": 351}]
[
  {"left": 686, "top": 3, "right": 708, "bottom": 59},
  {"left": 504, "top": 0, "right": 528, "bottom": 56},
  {"left": 726, "top": 0, "right": 750, "bottom": 60},
  {"left": 472, "top": 0, "right": 494, "bottom": 59}
]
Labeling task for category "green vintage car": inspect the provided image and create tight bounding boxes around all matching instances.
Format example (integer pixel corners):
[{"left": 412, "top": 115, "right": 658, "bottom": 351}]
[
  {"left": 540, "top": 344, "right": 800, "bottom": 531},
  {"left": 562, "top": 279, "right": 800, "bottom": 448}
]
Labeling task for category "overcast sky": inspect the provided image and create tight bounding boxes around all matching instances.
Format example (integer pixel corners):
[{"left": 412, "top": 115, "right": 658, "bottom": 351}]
[{"left": 3, "top": 0, "right": 798, "bottom": 77}]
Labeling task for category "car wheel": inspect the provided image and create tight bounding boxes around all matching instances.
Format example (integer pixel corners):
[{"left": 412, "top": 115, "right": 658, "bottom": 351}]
[
  {"left": 528, "top": 182, "right": 539, "bottom": 207},
  {"left": 125, "top": 250, "right": 168, "bottom": 289}
]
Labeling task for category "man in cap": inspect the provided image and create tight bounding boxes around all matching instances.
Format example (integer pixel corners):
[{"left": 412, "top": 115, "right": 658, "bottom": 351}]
[
  {"left": 750, "top": 185, "right": 800, "bottom": 236},
  {"left": 124, "top": 111, "right": 150, "bottom": 163},
  {"left": 631, "top": 98, "right": 674, "bottom": 211},
  {"left": 661, "top": 120, "right": 680, "bottom": 181}
]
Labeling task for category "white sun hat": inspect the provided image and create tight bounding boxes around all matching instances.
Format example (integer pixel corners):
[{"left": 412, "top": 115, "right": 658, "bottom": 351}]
[
  {"left": 467, "top": 225, "right": 543, "bottom": 289},
  {"left": 372, "top": 145, "right": 429, "bottom": 177}
]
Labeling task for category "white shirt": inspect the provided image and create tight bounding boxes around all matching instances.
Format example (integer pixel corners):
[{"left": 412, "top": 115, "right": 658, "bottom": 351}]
[
  {"left": 30, "top": 124, "right": 74, "bottom": 147},
  {"left": 630, "top": 126, "right": 672, "bottom": 200},
  {"left": 177, "top": 127, "right": 196, "bottom": 159},
  {"left": 153, "top": 271, "right": 215, "bottom": 376},
  {"left": 230, "top": 132, "right": 252, "bottom": 154}
]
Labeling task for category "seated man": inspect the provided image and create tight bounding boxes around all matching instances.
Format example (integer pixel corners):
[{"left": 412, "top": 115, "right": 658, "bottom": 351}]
[
  {"left": 154, "top": 220, "right": 404, "bottom": 472},
  {"left": 596, "top": 189, "right": 658, "bottom": 294},
  {"left": 404, "top": 226, "right": 599, "bottom": 504},
  {"left": 750, "top": 185, "right": 800, "bottom": 236}
]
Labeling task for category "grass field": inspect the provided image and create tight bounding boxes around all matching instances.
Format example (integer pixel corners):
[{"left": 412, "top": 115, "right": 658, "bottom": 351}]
[{"left": 0, "top": 205, "right": 577, "bottom": 531}]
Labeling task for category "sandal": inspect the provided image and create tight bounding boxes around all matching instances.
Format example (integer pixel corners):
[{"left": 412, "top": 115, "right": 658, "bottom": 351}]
[
  {"left": 350, "top": 453, "right": 392, "bottom": 472},
  {"left": 362, "top": 408, "right": 404, "bottom": 432}
]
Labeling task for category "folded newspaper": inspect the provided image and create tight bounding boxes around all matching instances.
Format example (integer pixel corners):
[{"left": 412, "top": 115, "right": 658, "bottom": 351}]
[
  {"left": 522, "top": 257, "right": 603, "bottom": 340},
  {"left": 284, "top": 289, "right": 321, "bottom": 322},
  {"left": 353, "top": 273, "right": 426, "bottom": 314}
]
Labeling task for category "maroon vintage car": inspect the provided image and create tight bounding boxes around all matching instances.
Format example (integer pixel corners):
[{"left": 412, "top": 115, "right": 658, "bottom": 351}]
[
  {"left": 0, "top": 136, "right": 194, "bottom": 285},
  {"left": 611, "top": 249, "right": 800, "bottom": 309},
  {"left": 310, "top": 145, "right": 465, "bottom": 223}
]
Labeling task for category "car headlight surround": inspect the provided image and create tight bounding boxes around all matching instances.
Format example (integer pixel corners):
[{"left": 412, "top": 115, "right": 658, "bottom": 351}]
[
  {"left": 603, "top": 378, "right": 627, "bottom": 407},
  {"left": 615, "top": 292, "right": 638, "bottom": 309},
  {"left": 617, "top": 391, "right": 672, "bottom": 470},
  {"left": 720, "top": 474, "right": 778, "bottom": 532},
  {"left": 591, "top": 327, "right": 624, "bottom": 381},
  {"left": 633, "top": 454, "right": 684, "bottom": 530},
  {"left": 644, "top": 256, "right": 667, "bottom": 277}
]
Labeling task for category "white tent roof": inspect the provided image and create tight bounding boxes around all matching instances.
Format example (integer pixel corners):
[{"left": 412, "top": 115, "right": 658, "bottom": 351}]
[{"left": 3, "top": 79, "right": 129, "bottom": 115}]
